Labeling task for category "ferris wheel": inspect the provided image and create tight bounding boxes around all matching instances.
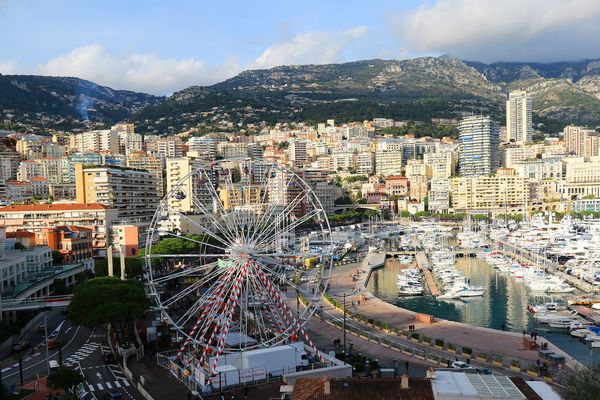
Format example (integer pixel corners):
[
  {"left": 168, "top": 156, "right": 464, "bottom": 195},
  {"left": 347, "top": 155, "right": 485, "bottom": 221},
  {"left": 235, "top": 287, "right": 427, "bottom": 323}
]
[{"left": 144, "top": 158, "right": 333, "bottom": 372}]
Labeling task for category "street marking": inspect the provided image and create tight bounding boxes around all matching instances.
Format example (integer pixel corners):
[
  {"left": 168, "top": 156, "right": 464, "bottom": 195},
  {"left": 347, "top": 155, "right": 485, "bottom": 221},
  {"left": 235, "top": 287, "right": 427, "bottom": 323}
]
[
  {"left": 105, "top": 382, "right": 113, "bottom": 389},
  {"left": 1, "top": 367, "right": 10, "bottom": 373},
  {"left": 114, "top": 381, "right": 122, "bottom": 388},
  {"left": 122, "top": 379, "right": 130, "bottom": 386},
  {"left": 96, "top": 383, "right": 103, "bottom": 390}
]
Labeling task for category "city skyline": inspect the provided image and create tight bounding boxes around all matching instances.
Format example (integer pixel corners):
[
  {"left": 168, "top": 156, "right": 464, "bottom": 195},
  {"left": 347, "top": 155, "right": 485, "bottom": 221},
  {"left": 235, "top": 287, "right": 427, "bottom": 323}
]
[{"left": 2, "top": 0, "right": 600, "bottom": 94}]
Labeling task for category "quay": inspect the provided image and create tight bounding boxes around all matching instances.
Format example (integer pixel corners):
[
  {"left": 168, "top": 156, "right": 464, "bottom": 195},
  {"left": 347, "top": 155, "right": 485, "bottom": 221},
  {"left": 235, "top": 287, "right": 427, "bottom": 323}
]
[
  {"left": 415, "top": 252, "right": 441, "bottom": 297},
  {"left": 361, "top": 252, "right": 386, "bottom": 288},
  {"left": 325, "top": 261, "right": 583, "bottom": 374}
]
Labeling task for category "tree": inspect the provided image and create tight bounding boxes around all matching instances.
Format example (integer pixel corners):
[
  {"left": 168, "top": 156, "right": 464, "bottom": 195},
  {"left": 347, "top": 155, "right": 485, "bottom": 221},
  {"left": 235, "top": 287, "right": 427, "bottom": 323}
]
[
  {"left": 67, "top": 277, "right": 149, "bottom": 330},
  {"left": 48, "top": 368, "right": 84, "bottom": 399},
  {"left": 94, "top": 256, "right": 145, "bottom": 278},
  {"left": 53, "top": 278, "right": 66, "bottom": 295},
  {"left": 563, "top": 364, "right": 600, "bottom": 400}
]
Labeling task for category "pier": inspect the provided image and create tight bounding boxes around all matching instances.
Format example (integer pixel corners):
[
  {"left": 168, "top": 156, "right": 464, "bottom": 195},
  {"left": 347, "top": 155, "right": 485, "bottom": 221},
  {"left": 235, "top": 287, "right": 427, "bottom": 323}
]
[{"left": 415, "top": 252, "right": 440, "bottom": 296}]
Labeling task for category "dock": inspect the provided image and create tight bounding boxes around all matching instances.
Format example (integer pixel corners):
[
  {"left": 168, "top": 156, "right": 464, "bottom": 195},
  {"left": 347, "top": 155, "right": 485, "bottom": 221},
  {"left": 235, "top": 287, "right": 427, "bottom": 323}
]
[
  {"left": 572, "top": 305, "right": 600, "bottom": 324},
  {"left": 361, "top": 252, "right": 386, "bottom": 288},
  {"left": 416, "top": 251, "right": 440, "bottom": 296}
]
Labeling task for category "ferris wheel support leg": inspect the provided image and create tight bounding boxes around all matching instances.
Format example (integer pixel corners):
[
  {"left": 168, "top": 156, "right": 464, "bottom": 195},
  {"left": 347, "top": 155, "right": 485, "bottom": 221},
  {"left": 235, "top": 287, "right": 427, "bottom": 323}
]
[
  {"left": 176, "top": 265, "right": 237, "bottom": 359},
  {"left": 206, "top": 263, "right": 249, "bottom": 385},
  {"left": 252, "top": 262, "right": 326, "bottom": 364}
]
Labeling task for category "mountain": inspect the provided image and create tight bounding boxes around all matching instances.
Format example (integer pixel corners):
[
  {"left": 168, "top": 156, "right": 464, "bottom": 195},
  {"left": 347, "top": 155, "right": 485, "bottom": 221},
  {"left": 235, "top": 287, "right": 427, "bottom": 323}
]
[
  {"left": 136, "top": 57, "right": 600, "bottom": 134},
  {"left": 4, "top": 57, "right": 600, "bottom": 134},
  {"left": 0, "top": 74, "right": 163, "bottom": 130}
]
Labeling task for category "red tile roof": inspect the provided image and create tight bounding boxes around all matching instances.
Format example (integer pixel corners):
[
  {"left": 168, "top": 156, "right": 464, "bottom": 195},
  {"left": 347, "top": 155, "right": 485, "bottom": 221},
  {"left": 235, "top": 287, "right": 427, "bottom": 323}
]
[
  {"left": 0, "top": 203, "right": 108, "bottom": 212},
  {"left": 294, "top": 377, "right": 435, "bottom": 400}
]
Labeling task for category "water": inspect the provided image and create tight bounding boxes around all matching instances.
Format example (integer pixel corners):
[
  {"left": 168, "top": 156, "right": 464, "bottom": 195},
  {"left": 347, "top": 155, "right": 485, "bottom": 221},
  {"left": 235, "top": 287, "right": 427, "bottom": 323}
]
[{"left": 367, "top": 255, "right": 600, "bottom": 366}]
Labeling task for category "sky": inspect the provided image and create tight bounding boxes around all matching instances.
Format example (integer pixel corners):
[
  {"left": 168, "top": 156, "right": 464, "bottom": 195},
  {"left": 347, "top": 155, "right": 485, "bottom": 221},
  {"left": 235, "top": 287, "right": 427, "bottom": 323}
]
[{"left": 1, "top": 0, "right": 600, "bottom": 95}]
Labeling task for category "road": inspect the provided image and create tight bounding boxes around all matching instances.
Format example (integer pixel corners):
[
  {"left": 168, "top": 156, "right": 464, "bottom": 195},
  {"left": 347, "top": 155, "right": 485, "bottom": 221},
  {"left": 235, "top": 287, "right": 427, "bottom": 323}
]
[{"left": 1, "top": 311, "right": 142, "bottom": 400}]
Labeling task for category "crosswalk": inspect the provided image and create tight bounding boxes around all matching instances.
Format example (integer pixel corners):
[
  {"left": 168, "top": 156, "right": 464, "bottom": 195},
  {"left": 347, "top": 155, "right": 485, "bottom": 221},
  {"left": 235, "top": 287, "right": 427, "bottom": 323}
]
[
  {"left": 87, "top": 379, "right": 131, "bottom": 392},
  {"left": 63, "top": 342, "right": 100, "bottom": 367}
]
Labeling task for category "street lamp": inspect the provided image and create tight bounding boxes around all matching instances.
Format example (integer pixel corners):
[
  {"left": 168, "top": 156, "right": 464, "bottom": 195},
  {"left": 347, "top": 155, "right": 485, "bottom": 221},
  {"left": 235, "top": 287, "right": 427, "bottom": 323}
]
[{"left": 343, "top": 292, "right": 347, "bottom": 356}]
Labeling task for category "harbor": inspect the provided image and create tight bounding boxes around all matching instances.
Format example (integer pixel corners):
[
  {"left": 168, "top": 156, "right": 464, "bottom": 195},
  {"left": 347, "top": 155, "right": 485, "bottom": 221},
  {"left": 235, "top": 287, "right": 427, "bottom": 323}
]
[{"left": 351, "top": 216, "right": 600, "bottom": 367}]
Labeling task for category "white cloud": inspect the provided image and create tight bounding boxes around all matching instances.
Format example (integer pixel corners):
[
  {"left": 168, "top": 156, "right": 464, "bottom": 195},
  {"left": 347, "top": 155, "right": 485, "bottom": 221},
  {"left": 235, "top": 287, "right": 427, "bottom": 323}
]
[
  {"left": 36, "top": 44, "right": 242, "bottom": 95},
  {"left": 393, "top": 0, "right": 600, "bottom": 62},
  {"left": 0, "top": 60, "right": 18, "bottom": 74},
  {"left": 251, "top": 26, "right": 369, "bottom": 69}
]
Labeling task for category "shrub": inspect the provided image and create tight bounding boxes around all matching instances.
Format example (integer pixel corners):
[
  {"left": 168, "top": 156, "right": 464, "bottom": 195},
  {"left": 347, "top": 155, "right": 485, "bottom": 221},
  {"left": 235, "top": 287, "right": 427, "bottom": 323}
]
[
  {"left": 511, "top": 359, "right": 521, "bottom": 368},
  {"left": 435, "top": 339, "right": 444, "bottom": 347},
  {"left": 367, "top": 318, "right": 374, "bottom": 325},
  {"left": 354, "top": 363, "right": 365, "bottom": 373},
  {"left": 528, "top": 364, "right": 538, "bottom": 372},
  {"left": 462, "top": 347, "right": 473, "bottom": 355},
  {"left": 448, "top": 343, "right": 456, "bottom": 350},
  {"left": 493, "top": 354, "right": 502, "bottom": 362},
  {"left": 411, "top": 332, "right": 420, "bottom": 340},
  {"left": 478, "top": 353, "right": 487, "bottom": 359},
  {"left": 422, "top": 336, "right": 431, "bottom": 343}
]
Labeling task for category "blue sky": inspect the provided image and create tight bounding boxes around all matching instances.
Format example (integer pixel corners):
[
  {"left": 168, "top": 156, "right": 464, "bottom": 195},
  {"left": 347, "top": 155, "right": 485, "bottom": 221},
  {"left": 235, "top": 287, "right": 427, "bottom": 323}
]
[{"left": 2, "top": 0, "right": 600, "bottom": 94}]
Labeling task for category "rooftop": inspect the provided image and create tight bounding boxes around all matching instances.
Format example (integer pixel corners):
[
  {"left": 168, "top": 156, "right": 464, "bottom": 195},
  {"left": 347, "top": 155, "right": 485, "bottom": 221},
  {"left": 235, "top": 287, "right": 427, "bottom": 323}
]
[
  {"left": 293, "top": 377, "right": 434, "bottom": 400},
  {"left": 0, "top": 203, "right": 108, "bottom": 212}
]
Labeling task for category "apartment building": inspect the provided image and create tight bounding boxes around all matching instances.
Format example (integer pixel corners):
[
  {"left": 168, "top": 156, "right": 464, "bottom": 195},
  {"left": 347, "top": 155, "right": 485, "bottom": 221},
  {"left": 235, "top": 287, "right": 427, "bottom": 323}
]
[
  {"left": 0, "top": 203, "right": 117, "bottom": 255},
  {"left": 71, "top": 130, "right": 120, "bottom": 154},
  {"left": 75, "top": 164, "right": 159, "bottom": 223},
  {"left": 506, "top": 90, "right": 532, "bottom": 144},
  {"left": 127, "top": 151, "right": 165, "bottom": 197},
  {"left": 450, "top": 169, "right": 529, "bottom": 214},
  {"left": 458, "top": 116, "right": 500, "bottom": 177}
]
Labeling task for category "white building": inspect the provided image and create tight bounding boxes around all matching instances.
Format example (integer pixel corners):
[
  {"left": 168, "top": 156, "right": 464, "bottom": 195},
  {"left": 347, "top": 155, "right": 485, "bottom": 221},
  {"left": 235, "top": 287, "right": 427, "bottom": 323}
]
[
  {"left": 458, "top": 116, "right": 500, "bottom": 177},
  {"left": 506, "top": 90, "right": 532, "bottom": 144},
  {"left": 70, "top": 130, "right": 120, "bottom": 154}
]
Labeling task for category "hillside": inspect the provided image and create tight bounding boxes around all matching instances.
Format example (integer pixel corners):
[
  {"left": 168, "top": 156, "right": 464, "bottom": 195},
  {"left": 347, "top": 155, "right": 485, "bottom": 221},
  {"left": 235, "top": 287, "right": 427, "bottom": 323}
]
[
  {"left": 0, "top": 74, "right": 162, "bottom": 130},
  {"left": 135, "top": 57, "right": 600, "bottom": 134},
  {"left": 3, "top": 57, "right": 600, "bottom": 134}
]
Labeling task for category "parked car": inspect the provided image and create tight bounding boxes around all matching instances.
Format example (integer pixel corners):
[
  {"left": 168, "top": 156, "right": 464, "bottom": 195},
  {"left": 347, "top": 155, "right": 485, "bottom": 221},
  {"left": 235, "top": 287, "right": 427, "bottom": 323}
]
[
  {"left": 103, "top": 391, "right": 123, "bottom": 399},
  {"left": 476, "top": 368, "right": 493, "bottom": 375},
  {"left": 451, "top": 361, "right": 475, "bottom": 369},
  {"left": 11, "top": 340, "right": 30, "bottom": 352}
]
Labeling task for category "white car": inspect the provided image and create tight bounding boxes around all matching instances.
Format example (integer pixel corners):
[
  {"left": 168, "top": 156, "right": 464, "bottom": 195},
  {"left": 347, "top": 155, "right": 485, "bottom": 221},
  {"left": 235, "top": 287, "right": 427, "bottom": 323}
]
[
  {"left": 300, "top": 276, "right": 308, "bottom": 282},
  {"left": 451, "top": 361, "right": 475, "bottom": 369}
]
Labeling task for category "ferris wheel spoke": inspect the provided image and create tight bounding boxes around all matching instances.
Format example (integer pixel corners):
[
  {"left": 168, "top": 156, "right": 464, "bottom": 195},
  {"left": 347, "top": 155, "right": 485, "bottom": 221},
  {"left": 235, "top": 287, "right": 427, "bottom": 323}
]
[
  {"left": 189, "top": 190, "right": 239, "bottom": 245},
  {"left": 161, "top": 279, "right": 209, "bottom": 308},
  {"left": 247, "top": 164, "right": 276, "bottom": 240},
  {"left": 151, "top": 260, "right": 220, "bottom": 284},
  {"left": 254, "top": 208, "right": 321, "bottom": 252},
  {"left": 169, "top": 208, "right": 233, "bottom": 249},
  {"left": 191, "top": 263, "right": 242, "bottom": 345},
  {"left": 199, "top": 169, "right": 240, "bottom": 240},
  {"left": 249, "top": 169, "right": 294, "bottom": 241},
  {"left": 163, "top": 231, "right": 231, "bottom": 253},
  {"left": 251, "top": 189, "right": 312, "bottom": 246},
  {"left": 146, "top": 253, "right": 230, "bottom": 259}
]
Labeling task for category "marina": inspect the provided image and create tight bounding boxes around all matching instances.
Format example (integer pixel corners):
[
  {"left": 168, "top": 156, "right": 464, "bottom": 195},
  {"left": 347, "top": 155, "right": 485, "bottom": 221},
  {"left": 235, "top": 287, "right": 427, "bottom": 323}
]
[{"left": 362, "top": 217, "right": 600, "bottom": 366}]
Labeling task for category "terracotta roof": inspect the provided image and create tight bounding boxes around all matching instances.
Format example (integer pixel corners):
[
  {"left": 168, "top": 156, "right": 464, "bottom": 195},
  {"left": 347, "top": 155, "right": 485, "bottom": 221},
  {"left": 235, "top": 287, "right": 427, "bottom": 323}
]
[
  {"left": 294, "top": 377, "right": 434, "bottom": 400},
  {"left": 31, "top": 177, "right": 48, "bottom": 181},
  {"left": 0, "top": 203, "right": 108, "bottom": 212},
  {"left": 6, "top": 180, "right": 31, "bottom": 186},
  {"left": 6, "top": 231, "right": 35, "bottom": 238}
]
